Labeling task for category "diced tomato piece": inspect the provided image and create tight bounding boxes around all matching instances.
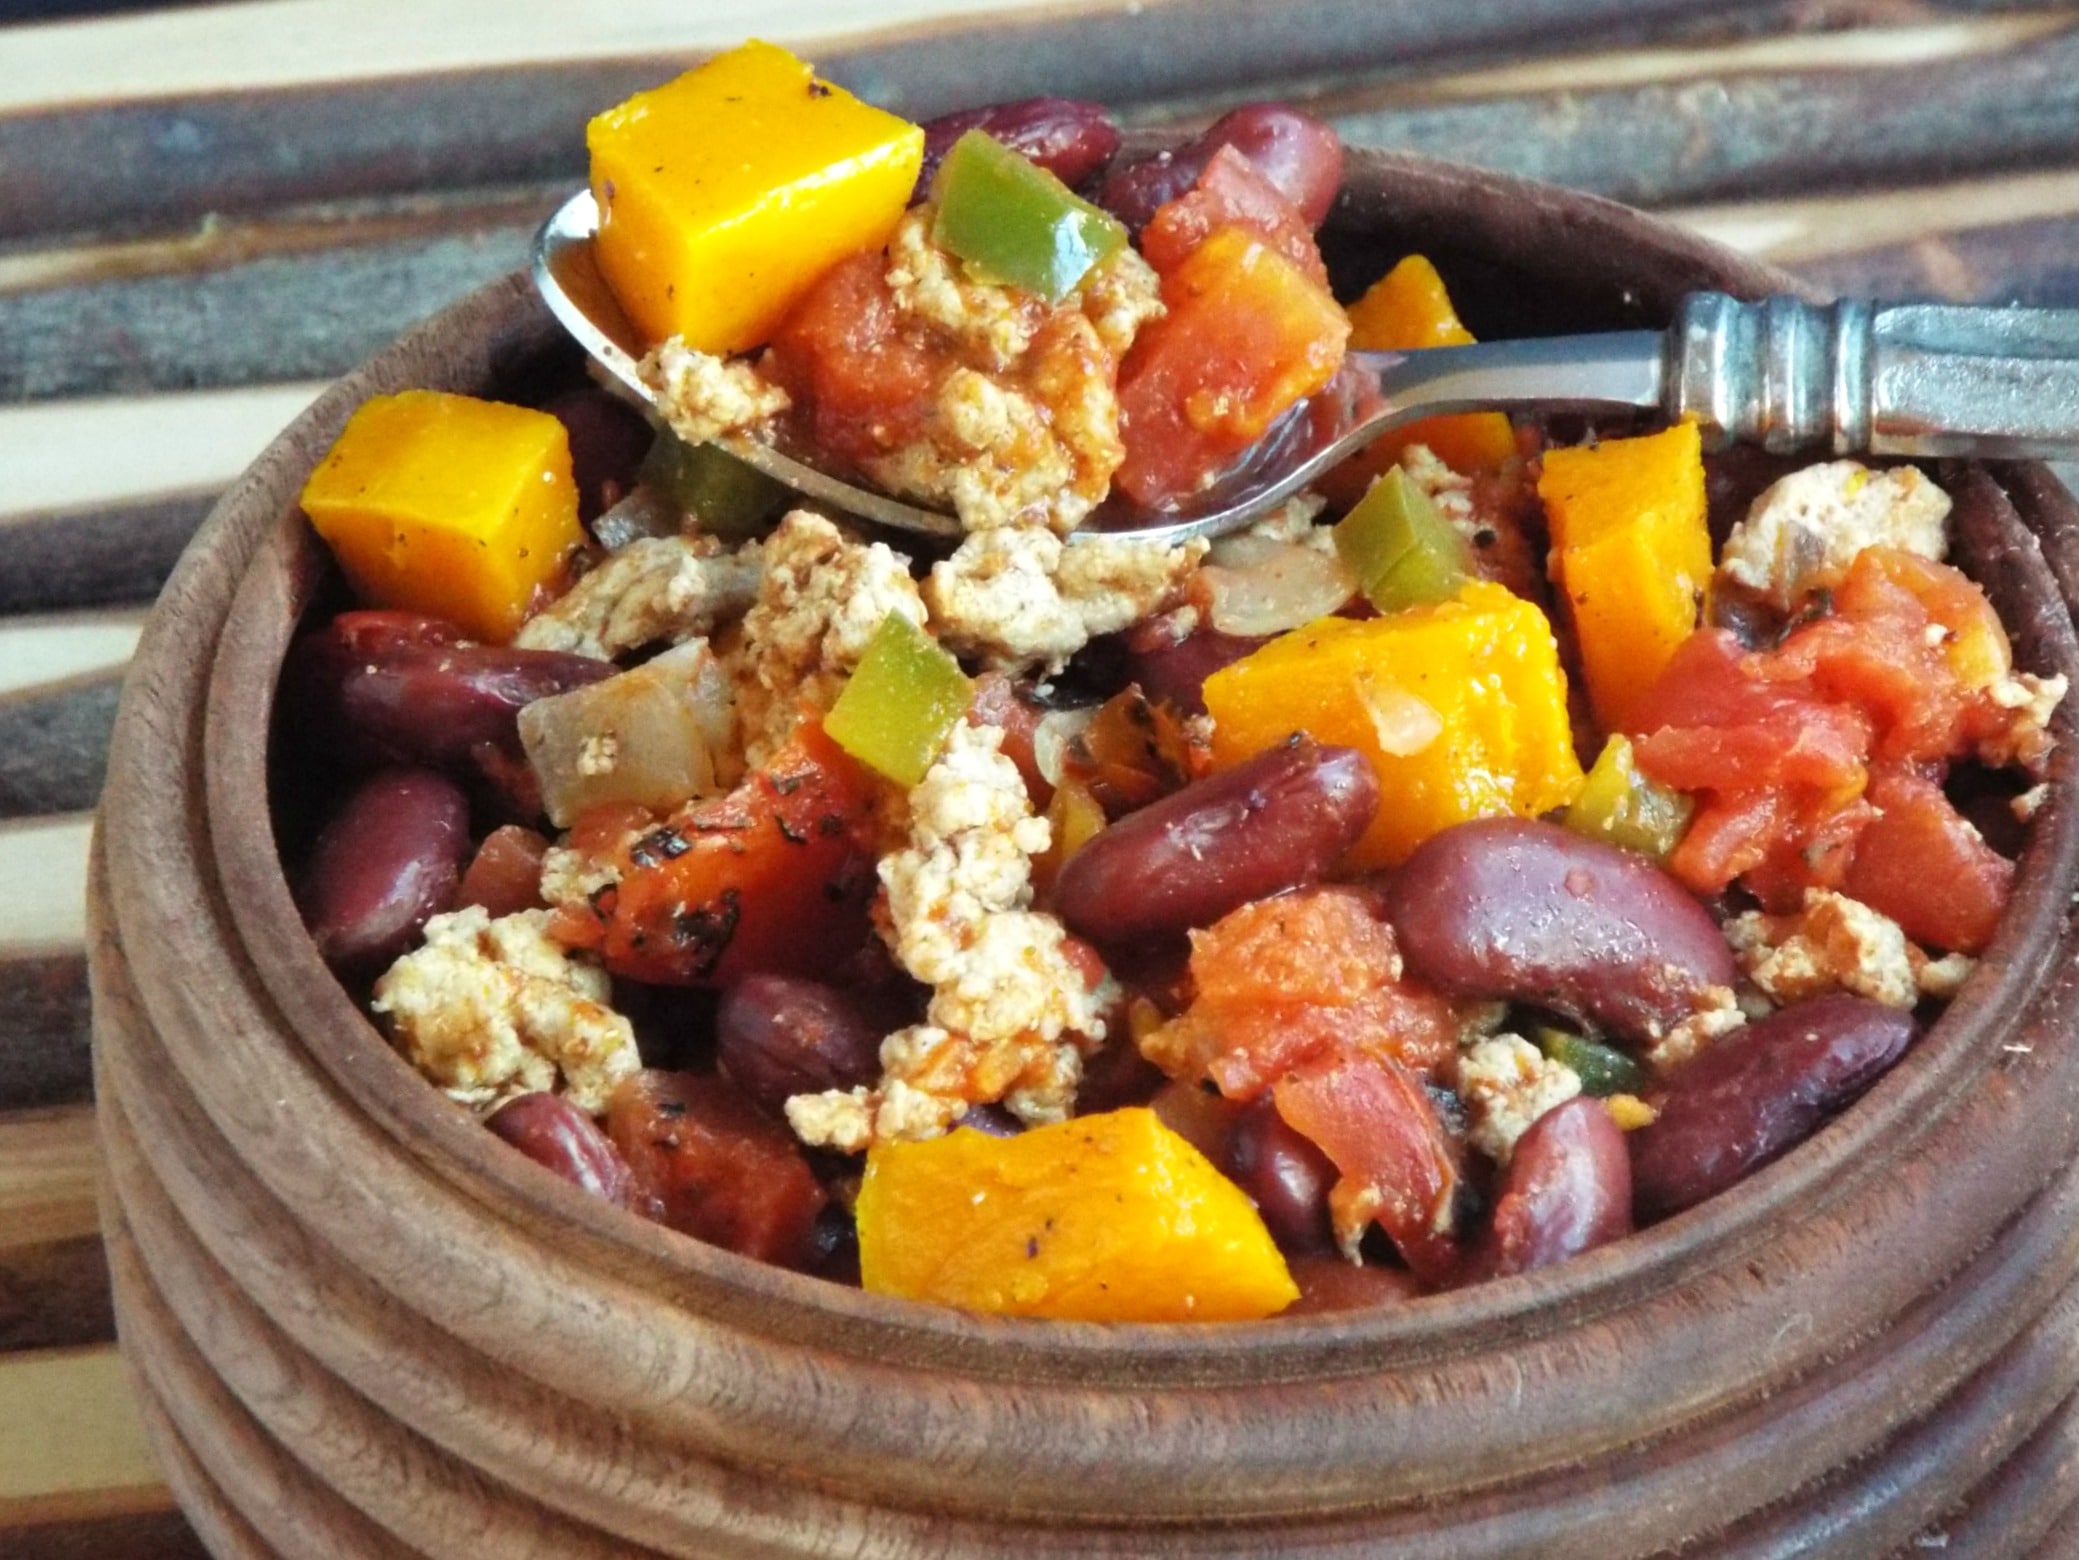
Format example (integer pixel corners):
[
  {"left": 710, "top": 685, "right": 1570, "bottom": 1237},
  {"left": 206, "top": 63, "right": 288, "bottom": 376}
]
[
  {"left": 456, "top": 825, "right": 550, "bottom": 918},
  {"left": 1139, "top": 145, "right": 1328, "bottom": 285},
  {"left": 1272, "top": 1047, "right": 1463, "bottom": 1284},
  {"left": 606, "top": 1071, "right": 828, "bottom": 1268},
  {"left": 1845, "top": 770, "right": 2014, "bottom": 954},
  {"left": 764, "top": 251, "right": 947, "bottom": 467},
  {"left": 1144, "top": 888, "right": 1460, "bottom": 1097},
  {"left": 1115, "top": 227, "right": 1350, "bottom": 508},
  {"left": 568, "top": 725, "right": 880, "bottom": 986}
]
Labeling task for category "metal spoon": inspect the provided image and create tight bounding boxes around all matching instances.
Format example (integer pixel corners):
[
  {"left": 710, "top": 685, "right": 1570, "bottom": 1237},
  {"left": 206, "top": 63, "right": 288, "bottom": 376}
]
[{"left": 536, "top": 188, "right": 2079, "bottom": 545}]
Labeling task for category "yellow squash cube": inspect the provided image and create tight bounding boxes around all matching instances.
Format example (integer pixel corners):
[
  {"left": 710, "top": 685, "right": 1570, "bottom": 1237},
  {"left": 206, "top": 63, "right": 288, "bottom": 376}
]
[
  {"left": 300, "top": 390, "right": 581, "bottom": 644},
  {"left": 857, "top": 1109, "right": 1297, "bottom": 1322},
  {"left": 1203, "top": 584, "right": 1585, "bottom": 868},
  {"left": 587, "top": 40, "right": 924, "bottom": 353},
  {"left": 1538, "top": 422, "right": 1712, "bottom": 735}
]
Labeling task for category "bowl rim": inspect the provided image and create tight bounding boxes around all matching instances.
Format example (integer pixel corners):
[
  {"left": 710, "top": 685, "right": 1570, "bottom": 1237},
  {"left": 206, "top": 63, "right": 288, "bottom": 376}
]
[{"left": 111, "top": 145, "right": 2079, "bottom": 1400}]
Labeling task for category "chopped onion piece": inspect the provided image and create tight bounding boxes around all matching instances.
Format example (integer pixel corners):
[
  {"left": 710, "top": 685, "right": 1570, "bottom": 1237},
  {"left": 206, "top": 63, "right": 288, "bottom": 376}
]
[
  {"left": 518, "top": 640, "right": 740, "bottom": 826},
  {"left": 590, "top": 484, "right": 683, "bottom": 551},
  {"left": 1031, "top": 706, "right": 1098, "bottom": 788},
  {"left": 1200, "top": 541, "right": 1355, "bottom": 638},
  {"left": 1356, "top": 676, "right": 1443, "bottom": 757}
]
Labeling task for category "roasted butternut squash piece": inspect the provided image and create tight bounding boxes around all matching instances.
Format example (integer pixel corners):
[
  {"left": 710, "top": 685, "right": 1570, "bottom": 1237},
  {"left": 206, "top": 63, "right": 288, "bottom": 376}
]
[
  {"left": 1202, "top": 583, "right": 1584, "bottom": 867},
  {"left": 587, "top": 40, "right": 924, "bottom": 353},
  {"left": 1332, "top": 255, "right": 1517, "bottom": 486},
  {"left": 300, "top": 390, "right": 582, "bottom": 644},
  {"left": 1538, "top": 421, "right": 1712, "bottom": 736},
  {"left": 856, "top": 1108, "right": 1298, "bottom": 1321}
]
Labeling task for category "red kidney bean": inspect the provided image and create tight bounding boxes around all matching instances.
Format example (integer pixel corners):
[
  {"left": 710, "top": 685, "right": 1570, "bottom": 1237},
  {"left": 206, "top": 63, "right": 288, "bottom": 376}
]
[
  {"left": 1467, "top": 1098, "right": 1632, "bottom": 1281},
  {"left": 1223, "top": 1096, "right": 1335, "bottom": 1253},
  {"left": 954, "top": 1104, "right": 1025, "bottom": 1137},
  {"left": 716, "top": 974, "right": 888, "bottom": 1121},
  {"left": 295, "top": 767, "right": 468, "bottom": 977},
  {"left": 1385, "top": 817, "right": 1738, "bottom": 1045},
  {"left": 486, "top": 1092, "right": 633, "bottom": 1206},
  {"left": 1630, "top": 995, "right": 1917, "bottom": 1220},
  {"left": 1051, "top": 738, "right": 1378, "bottom": 946},
  {"left": 1121, "top": 619, "right": 1267, "bottom": 717},
  {"left": 1096, "top": 102, "right": 1344, "bottom": 233},
  {"left": 1283, "top": 1253, "right": 1427, "bottom": 1314},
  {"left": 541, "top": 387, "right": 651, "bottom": 521},
  {"left": 915, "top": 96, "right": 1122, "bottom": 199},
  {"left": 285, "top": 610, "right": 614, "bottom": 775},
  {"left": 1148, "top": 1078, "right": 1242, "bottom": 1162},
  {"left": 606, "top": 1070, "right": 828, "bottom": 1268},
  {"left": 456, "top": 824, "right": 550, "bottom": 918}
]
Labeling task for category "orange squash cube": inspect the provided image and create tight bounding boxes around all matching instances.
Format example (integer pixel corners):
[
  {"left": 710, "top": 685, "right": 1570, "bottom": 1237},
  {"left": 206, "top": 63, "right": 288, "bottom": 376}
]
[
  {"left": 856, "top": 1109, "right": 1297, "bottom": 1321},
  {"left": 1538, "top": 422, "right": 1711, "bottom": 735},
  {"left": 1203, "top": 584, "right": 1585, "bottom": 868},
  {"left": 1334, "top": 255, "right": 1517, "bottom": 484},
  {"left": 300, "top": 390, "right": 582, "bottom": 644},
  {"left": 587, "top": 41, "right": 923, "bottom": 353}
]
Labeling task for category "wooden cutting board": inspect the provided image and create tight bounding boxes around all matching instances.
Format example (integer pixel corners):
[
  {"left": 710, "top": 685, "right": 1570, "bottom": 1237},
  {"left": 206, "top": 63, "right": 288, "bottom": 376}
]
[{"left": 10, "top": 2, "right": 2079, "bottom": 1553}]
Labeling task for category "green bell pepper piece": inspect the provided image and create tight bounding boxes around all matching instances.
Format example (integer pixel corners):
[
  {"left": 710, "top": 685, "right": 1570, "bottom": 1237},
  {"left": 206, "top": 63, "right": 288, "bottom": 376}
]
[
  {"left": 1333, "top": 464, "right": 1471, "bottom": 613},
  {"left": 639, "top": 430, "right": 791, "bottom": 542},
  {"left": 931, "top": 130, "right": 1127, "bottom": 302},
  {"left": 1535, "top": 1028, "right": 1648, "bottom": 1098},
  {"left": 1562, "top": 734, "right": 1695, "bottom": 863},
  {"left": 824, "top": 612, "right": 974, "bottom": 787}
]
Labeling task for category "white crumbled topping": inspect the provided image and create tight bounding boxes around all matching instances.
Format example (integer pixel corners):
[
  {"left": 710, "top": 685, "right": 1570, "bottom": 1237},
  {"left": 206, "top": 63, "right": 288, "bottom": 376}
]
[
  {"left": 371, "top": 907, "right": 637, "bottom": 1116},
  {"left": 925, "top": 525, "right": 1206, "bottom": 671},
  {"left": 787, "top": 722, "right": 1113, "bottom": 1149},
  {"left": 1988, "top": 671, "right": 2068, "bottom": 733},
  {"left": 1236, "top": 491, "right": 1332, "bottom": 552},
  {"left": 1456, "top": 1034, "right": 1581, "bottom": 1165},
  {"left": 1725, "top": 889, "right": 1920, "bottom": 1011},
  {"left": 1398, "top": 443, "right": 1478, "bottom": 537},
  {"left": 1918, "top": 952, "right": 1976, "bottom": 1001},
  {"left": 539, "top": 839, "right": 626, "bottom": 909},
  {"left": 1719, "top": 461, "right": 1951, "bottom": 612},
  {"left": 2013, "top": 784, "right": 2051, "bottom": 823},
  {"left": 640, "top": 340, "right": 791, "bottom": 446},
  {"left": 515, "top": 534, "right": 760, "bottom": 660},
  {"left": 859, "top": 209, "right": 1160, "bottom": 535},
  {"left": 730, "top": 510, "right": 926, "bottom": 765},
  {"left": 1645, "top": 986, "right": 1748, "bottom": 1070}
]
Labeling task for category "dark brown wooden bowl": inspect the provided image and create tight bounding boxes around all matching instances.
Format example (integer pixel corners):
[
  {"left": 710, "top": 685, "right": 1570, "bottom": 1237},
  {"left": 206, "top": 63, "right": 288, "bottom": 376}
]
[{"left": 90, "top": 148, "right": 2079, "bottom": 1557}]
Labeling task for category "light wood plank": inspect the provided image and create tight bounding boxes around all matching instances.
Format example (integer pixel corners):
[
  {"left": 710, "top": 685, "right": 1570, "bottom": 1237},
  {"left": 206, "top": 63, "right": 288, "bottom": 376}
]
[
  {"left": 0, "top": 815, "right": 92, "bottom": 953},
  {"left": 0, "top": 0, "right": 1091, "bottom": 112},
  {"left": 0, "top": 1346, "right": 169, "bottom": 1522},
  {"left": 0, "top": 612, "right": 146, "bottom": 699},
  {"left": 0, "top": 1105, "right": 101, "bottom": 1252},
  {"left": 1667, "top": 166, "right": 2079, "bottom": 268},
  {"left": 0, "top": 385, "right": 326, "bottom": 518}
]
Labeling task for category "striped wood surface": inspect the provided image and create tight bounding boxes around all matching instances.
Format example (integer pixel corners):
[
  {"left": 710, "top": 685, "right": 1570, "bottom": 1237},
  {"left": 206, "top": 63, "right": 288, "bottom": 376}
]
[{"left": 10, "top": 1, "right": 2079, "bottom": 1552}]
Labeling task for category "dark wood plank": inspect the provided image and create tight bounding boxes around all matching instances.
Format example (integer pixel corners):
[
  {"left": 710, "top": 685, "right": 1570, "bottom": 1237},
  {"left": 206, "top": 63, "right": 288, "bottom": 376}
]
[
  {"left": 0, "top": 673, "right": 122, "bottom": 822},
  {"left": 0, "top": 1507, "right": 207, "bottom": 1560},
  {"left": 0, "top": 1238, "right": 113, "bottom": 1357},
  {"left": 0, "top": 498, "right": 213, "bottom": 615},
  {"left": 0, "top": 0, "right": 1767, "bottom": 243},
  {"left": 0, "top": 955, "right": 91, "bottom": 1114},
  {"left": 1793, "top": 210, "right": 2079, "bottom": 308},
  {"left": 1320, "top": 14, "right": 2079, "bottom": 208}
]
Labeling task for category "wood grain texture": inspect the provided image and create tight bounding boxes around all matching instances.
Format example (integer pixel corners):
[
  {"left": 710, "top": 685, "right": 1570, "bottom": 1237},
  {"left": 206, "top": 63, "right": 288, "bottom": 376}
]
[
  {"left": 0, "top": 953, "right": 92, "bottom": 1113},
  {"left": 80, "top": 150, "right": 2079, "bottom": 1556},
  {"left": 0, "top": 1109, "right": 111, "bottom": 1354},
  {"left": 0, "top": 1347, "right": 165, "bottom": 1520},
  {"left": 0, "top": 674, "right": 123, "bottom": 821}
]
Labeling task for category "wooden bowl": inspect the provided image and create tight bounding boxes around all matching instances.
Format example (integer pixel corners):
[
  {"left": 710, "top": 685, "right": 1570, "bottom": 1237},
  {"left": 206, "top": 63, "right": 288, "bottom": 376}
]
[{"left": 90, "top": 149, "right": 2079, "bottom": 1557}]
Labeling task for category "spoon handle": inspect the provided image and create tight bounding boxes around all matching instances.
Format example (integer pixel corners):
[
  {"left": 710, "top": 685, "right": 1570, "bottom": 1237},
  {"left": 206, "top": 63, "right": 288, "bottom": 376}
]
[{"left": 1669, "top": 293, "right": 2079, "bottom": 460}]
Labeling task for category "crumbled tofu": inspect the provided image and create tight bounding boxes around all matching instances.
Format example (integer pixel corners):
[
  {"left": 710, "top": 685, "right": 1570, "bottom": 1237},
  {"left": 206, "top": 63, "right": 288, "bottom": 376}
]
[
  {"left": 514, "top": 534, "right": 761, "bottom": 660},
  {"left": 1725, "top": 889, "right": 1921, "bottom": 1011},
  {"left": 730, "top": 510, "right": 927, "bottom": 765},
  {"left": 1979, "top": 671, "right": 2068, "bottom": 775},
  {"left": 787, "top": 722, "right": 1114, "bottom": 1149},
  {"left": 371, "top": 907, "right": 637, "bottom": 1115},
  {"left": 858, "top": 208, "right": 1161, "bottom": 534},
  {"left": 2013, "top": 783, "right": 2051, "bottom": 823},
  {"left": 1918, "top": 952, "right": 1976, "bottom": 1001},
  {"left": 925, "top": 525, "right": 1206, "bottom": 671},
  {"left": 1399, "top": 443, "right": 1478, "bottom": 537},
  {"left": 640, "top": 340, "right": 791, "bottom": 446},
  {"left": 1645, "top": 986, "right": 1747, "bottom": 1070},
  {"left": 1719, "top": 461, "right": 1951, "bottom": 612},
  {"left": 1456, "top": 1033, "right": 1582, "bottom": 1164},
  {"left": 1236, "top": 491, "right": 1332, "bottom": 551}
]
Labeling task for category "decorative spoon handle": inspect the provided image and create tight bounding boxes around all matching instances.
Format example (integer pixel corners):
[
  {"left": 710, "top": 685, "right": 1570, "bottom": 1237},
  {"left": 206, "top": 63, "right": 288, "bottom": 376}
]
[{"left": 1668, "top": 293, "right": 2079, "bottom": 460}]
